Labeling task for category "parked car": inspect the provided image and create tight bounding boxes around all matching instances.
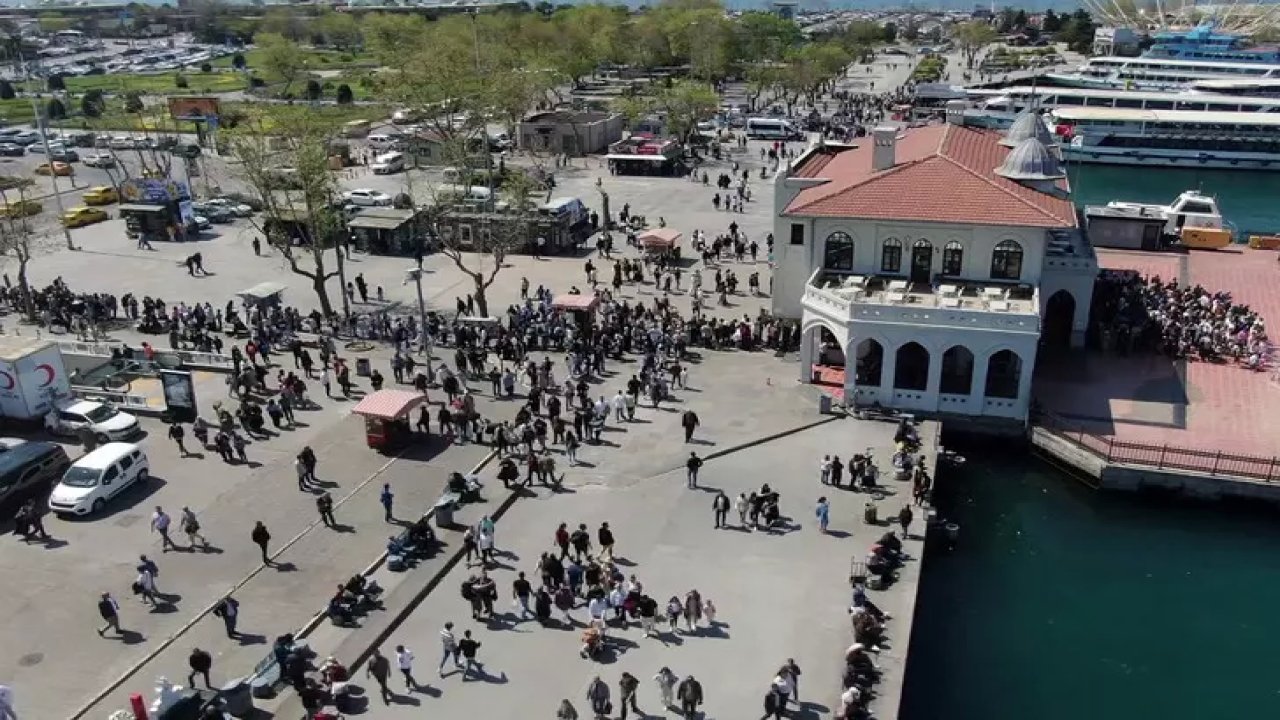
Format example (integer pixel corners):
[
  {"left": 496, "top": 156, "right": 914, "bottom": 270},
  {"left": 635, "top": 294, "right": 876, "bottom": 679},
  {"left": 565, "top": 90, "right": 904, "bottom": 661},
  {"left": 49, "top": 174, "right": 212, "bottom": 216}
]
[
  {"left": 63, "top": 206, "right": 109, "bottom": 228},
  {"left": 49, "top": 148, "right": 80, "bottom": 163},
  {"left": 171, "top": 143, "right": 201, "bottom": 159},
  {"left": 10, "top": 131, "right": 41, "bottom": 146},
  {"left": 34, "top": 162, "right": 73, "bottom": 176},
  {"left": 47, "top": 443, "right": 149, "bottom": 517},
  {"left": 205, "top": 198, "right": 253, "bottom": 217},
  {"left": 341, "top": 188, "right": 392, "bottom": 206},
  {"left": 44, "top": 399, "right": 140, "bottom": 443},
  {"left": 0, "top": 441, "right": 70, "bottom": 518},
  {"left": 0, "top": 200, "right": 42, "bottom": 218},
  {"left": 0, "top": 143, "right": 24, "bottom": 157},
  {"left": 83, "top": 153, "right": 116, "bottom": 169},
  {"left": 82, "top": 186, "right": 118, "bottom": 205},
  {"left": 192, "top": 203, "right": 233, "bottom": 223}
]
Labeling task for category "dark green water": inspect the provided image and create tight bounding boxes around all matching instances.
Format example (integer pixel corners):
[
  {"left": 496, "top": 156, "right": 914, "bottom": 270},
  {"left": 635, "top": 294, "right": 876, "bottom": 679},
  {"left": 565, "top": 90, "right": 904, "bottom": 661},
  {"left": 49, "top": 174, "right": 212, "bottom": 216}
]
[
  {"left": 901, "top": 450, "right": 1280, "bottom": 720},
  {"left": 1067, "top": 164, "right": 1280, "bottom": 235}
]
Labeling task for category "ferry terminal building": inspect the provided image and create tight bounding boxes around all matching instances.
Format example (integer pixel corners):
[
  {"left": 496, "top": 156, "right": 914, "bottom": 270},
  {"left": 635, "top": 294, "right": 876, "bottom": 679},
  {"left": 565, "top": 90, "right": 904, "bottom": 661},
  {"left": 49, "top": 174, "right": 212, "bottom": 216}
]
[{"left": 774, "top": 110, "right": 1099, "bottom": 422}]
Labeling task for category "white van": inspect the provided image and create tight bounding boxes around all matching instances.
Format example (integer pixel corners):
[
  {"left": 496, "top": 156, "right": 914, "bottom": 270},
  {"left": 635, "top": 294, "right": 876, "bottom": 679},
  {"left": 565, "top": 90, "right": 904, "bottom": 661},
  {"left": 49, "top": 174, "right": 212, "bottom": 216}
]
[
  {"left": 371, "top": 151, "right": 405, "bottom": 175},
  {"left": 368, "top": 133, "right": 401, "bottom": 151},
  {"left": 745, "top": 117, "right": 802, "bottom": 140},
  {"left": 47, "top": 442, "right": 150, "bottom": 516}
]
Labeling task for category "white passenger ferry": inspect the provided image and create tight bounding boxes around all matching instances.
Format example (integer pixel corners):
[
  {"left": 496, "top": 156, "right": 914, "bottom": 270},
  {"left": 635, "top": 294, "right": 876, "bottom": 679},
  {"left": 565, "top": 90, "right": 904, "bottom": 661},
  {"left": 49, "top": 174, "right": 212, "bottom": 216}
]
[
  {"left": 964, "top": 85, "right": 1280, "bottom": 127},
  {"left": 1048, "top": 106, "right": 1280, "bottom": 170},
  {"left": 1045, "top": 56, "right": 1280, "bottom": 91}
]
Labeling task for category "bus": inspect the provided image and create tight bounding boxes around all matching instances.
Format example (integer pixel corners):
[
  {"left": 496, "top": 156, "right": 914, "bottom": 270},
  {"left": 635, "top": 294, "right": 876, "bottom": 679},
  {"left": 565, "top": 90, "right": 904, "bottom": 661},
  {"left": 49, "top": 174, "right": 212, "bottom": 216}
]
[{"left": 745, "top": 118, "right": 802, "bottom": 140}]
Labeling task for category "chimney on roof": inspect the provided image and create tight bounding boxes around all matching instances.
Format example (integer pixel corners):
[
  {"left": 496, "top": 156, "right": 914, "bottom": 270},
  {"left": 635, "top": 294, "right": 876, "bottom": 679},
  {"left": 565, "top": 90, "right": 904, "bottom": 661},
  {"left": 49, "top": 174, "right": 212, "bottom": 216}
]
[
  {"left": 945, "top": 100, "right": 968, "bottom": 126},
  {"left": 872, "top": 126, "right": 897, "bottom": 172}
]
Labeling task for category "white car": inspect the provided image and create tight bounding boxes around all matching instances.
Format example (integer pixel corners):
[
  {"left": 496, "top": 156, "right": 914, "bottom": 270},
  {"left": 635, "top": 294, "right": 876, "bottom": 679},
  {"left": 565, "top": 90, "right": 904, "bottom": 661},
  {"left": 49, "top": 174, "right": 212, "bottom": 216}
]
[
  {"left": 109, "top": 136, "right": 139, "bottom": 150},
  {"left": 205, "top": 198, "right": 254, "bottom": 217},
  {"left": 342, "top": 188, "right": 392, "bottom": 207},
  {"left": 45, "top": 399, "right": 141, "bottom": 443},
  {"left": 48, "top": 443, "right": 150, "bottom": 516},
  {"left": 83, "top": 153, "right": 116, "bottom": 168}
]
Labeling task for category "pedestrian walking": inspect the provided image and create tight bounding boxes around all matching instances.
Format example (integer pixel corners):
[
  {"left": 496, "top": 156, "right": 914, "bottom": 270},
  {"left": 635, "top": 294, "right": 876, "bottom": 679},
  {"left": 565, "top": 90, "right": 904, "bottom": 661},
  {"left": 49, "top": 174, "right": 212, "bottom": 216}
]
[
  {"left": 380, "top": 483, "right": 394, "bottom": 522},
  {"left": 151, "top": 506, "right": 179, "bottom": 552},
  {"left": 665, "top": 596, "right": 682, "bottom": 633},
  {"left": 899, "top": 505, "right": 914, "bottom": 538},
  {"left": 395, "top": 645, "right": 418, "bottom": 691},
  {"left": 677, "top": 675, "right": 704, "bottom": 720},
  {"left": 570, "top": 523, "right": 592, "bottom": 561},
  {"left": 316, "top": 492, "right": 336, "bottom": 527},
  {"left": 97, "top": 591, "right": 122, "bottom": 636},
  {"left": 168, "top": 422, "right": 188, "bottom": 456},
  {"left": 512, "top": 571, "right": 533, "bottom": 620},
  {"left": 232, "top": 433, "right": 248, "bottom": 464},
  {"left": 712, "top": 491, "right": 729, "bottom": 528},
  {"left": 686, "top": 451, "right": 703, "bottom": 488},
  {"left": 655, "top": 667, "right": 678, "bottom": 709},
  {"left": 735, "top": 492, "right": 749, "bottom": 527},
  {"left": 597, "top": 522, "right": 615, "bottom": 560},
  {"left": 683, "top": 590, "right": 702, "bottom": 632},
  {"left": 212, "top": 596, "right": 239, "bottom": 638},
  {"left": 180, "top": 507, "right": 207, "bottom": 550},
  {"left": 438, "top": 622, "right": 462, "bottom": 675},
  {"left": 187, "top": 648, "right": 214, "bottom": 690},
  {"left": 681, "top": 409, "right": 700, "bottom": 443},
  {"left": 619, "top": 672, "right": 641, "bottom": 719},
  {"left": 586, "top": 676, "right": 611, "bottom": 719},
  {"left": 251, "top": 521, "right": 272, "bottom": 565},
  {"left": 557, "top": 699, "right": 580, "bottom": 720},
  {"left": 816, "top": 496, "right": 830, "bottom": 534},
  {"left": 457, "top": 630, "right": 482, "bottom": 679},
  {"left": 366, "top": 648, "right": 393, "bottom": 704},
  {"left": 0, "top": 685, "right": 15, "bottom": 720},
  {"left": 294, "top": 455, "right": 309, "bottom": 491},
  {"left": 785, "top": 658, "right": 802, "bottom": 703}
]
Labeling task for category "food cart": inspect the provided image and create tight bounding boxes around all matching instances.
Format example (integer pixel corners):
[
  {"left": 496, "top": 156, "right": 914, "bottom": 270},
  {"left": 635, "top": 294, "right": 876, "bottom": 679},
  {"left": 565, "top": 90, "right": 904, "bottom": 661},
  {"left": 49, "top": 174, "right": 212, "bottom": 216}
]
[
  {"left": 638, "top": 228, "right": 682, "bottom": 260},
  {"left": 351, "top": 389, "right": 426, "bottom": 451},
  {"left": 235, "top": 281, "right": 287, "bottom": 310},
  {"left": 552, "top": 293, "right": 601, "bottom": 339}
]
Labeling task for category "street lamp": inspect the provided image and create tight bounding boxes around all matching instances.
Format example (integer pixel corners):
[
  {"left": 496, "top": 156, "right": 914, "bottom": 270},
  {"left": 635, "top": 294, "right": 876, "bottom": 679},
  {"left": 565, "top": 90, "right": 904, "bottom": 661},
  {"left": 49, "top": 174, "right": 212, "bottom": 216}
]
[{"left": 403, "top": 267, "right": 434, "bottom": 375}]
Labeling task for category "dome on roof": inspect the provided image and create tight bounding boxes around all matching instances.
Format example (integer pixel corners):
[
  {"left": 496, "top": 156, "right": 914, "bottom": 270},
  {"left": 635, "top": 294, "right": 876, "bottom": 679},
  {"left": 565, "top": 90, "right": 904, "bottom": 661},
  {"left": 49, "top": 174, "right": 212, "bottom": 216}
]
[
  {"left": 1000, "top": 110, "right": 1056, "bottom": 148},
  {"left": 995, "top": 138, "right": 1066, "bottom": 182}
]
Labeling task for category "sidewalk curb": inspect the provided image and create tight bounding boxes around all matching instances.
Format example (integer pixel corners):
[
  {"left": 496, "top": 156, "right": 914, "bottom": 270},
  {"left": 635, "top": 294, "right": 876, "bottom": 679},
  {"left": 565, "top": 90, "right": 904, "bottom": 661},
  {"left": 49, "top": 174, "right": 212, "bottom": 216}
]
[{"left": 702, "top": 412, "right": 844, "bottom": 464}]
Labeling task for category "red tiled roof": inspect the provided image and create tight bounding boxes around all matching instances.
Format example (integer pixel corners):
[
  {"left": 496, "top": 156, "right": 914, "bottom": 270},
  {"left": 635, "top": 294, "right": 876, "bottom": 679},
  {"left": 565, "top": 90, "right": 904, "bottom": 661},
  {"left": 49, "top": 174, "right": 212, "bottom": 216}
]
[{"left": 784, "top": 124, "right": 1077, "bottom": 229}]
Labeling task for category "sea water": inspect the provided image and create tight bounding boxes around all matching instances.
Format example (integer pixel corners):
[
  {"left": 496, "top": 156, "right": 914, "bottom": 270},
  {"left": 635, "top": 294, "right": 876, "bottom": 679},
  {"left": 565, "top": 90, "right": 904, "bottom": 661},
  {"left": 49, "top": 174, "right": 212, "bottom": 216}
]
[{"left": 900, "top": 449, "right": 1280, "bottom": 720}]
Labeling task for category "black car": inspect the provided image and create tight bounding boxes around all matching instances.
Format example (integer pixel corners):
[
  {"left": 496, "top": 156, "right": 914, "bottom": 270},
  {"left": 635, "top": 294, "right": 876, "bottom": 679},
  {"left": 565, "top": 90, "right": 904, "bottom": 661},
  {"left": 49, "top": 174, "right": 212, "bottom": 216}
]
[
  {"left": 0, "top": 143, "right": 24, "bottom": 156},
  {"left": 49, "top": 149, "right": 79, "bottom": 163},
  {"left": 0, "top": 441, "right": 70, "bottom": 518}
]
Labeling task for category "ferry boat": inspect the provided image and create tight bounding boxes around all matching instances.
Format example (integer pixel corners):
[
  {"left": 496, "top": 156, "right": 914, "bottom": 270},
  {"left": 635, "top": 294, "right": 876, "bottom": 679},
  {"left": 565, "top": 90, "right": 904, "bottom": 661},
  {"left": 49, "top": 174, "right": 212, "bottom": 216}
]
[
  {"left": 1106, "top": 190, "right": 1226, "bottom": 234},
  {"left": 962, "top": 85, "right": 1280, "bottom": 127},
  {"left": 1143, "top": 24, "right": 1280, "bottom": 65},
  {"left": 1187, "top": 77, "right": 1280, "bottom": 97},
  {"left": 1045, "top": 56, "right": 1280, "bottom": 91},
  {"left": 1049, "top": 106, "right": 1280, "bottom": 170}
]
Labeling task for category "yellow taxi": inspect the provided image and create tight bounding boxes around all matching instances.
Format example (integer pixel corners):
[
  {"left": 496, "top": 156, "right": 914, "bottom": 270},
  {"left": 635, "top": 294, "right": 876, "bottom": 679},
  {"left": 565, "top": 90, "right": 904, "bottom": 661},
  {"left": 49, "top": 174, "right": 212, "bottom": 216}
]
[
  {"left": 34, "top": 162, "right": 74, "bottom": 177},
  {"left": 62, "top": 206, "right": 108, "bottom": 228},
  {"left": 82, "top": 186, "right": 118, "bottom": 205},
  {"left": 0, "top": 200, "right": 42, "bottom": 218}
]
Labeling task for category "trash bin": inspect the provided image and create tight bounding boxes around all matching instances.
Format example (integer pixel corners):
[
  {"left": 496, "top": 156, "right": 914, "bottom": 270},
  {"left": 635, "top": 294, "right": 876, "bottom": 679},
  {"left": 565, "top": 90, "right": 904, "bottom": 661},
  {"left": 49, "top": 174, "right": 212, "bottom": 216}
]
[
  {"left": 434, "top": 497, "right": 455, "bottom": 527},
  {"left": 355, "top": 357, "right": 371, "bottom": 377},
  {"left": 863, "top": 502, "right": 877, "bottom": 525},
  {"left": 818, "top": 394, "right": 832, "bottom": 414},
  {"left": 220, "top": 677, "right": 255, "bottom": 718}
]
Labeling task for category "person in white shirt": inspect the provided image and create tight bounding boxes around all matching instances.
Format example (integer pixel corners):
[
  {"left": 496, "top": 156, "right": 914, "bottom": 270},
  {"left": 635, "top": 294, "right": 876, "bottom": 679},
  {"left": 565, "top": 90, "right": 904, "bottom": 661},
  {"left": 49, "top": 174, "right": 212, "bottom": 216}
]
[
  {"left": 611, "top": 391, "right": 628, "bottom": 422},
  {"left": 438, "top": 622, "right": 461, "bottom": 676},
  {"left": 771, "top": 671, "right": 794, "bottom": 708},
  {"left": 395, "top": 645, "right": 417, "bottom": 691}
]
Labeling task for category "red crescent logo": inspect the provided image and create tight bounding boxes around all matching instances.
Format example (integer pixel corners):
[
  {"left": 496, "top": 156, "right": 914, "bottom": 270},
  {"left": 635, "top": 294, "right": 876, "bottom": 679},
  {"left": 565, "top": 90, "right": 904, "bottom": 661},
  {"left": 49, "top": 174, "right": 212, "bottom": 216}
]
[
  {"left": 37, "top": 364, "right": 55, "bottom": 387},
  {"left": 0, "top": 371, "right": 13, "bottom": 390}
]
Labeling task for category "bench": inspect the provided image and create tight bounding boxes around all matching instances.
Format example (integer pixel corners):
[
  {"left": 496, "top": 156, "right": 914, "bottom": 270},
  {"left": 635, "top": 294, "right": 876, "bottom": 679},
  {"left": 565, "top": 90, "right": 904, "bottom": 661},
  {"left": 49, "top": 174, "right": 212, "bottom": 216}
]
[{"left": 248, "top": 639, "right": 310, "bottom": 699}]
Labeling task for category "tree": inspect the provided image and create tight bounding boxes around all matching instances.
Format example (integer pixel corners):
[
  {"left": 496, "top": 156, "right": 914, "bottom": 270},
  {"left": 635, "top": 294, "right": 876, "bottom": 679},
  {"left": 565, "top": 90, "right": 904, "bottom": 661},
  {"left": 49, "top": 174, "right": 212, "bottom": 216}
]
[
  {"left": 335, "top": 83, "right": 353, "bottom": 104},
  {"left": 123, "top": 91, "right": 144, "bottom": 114},
  {"left": 648, "top": 79, "right": 719, "bottom": 145},
  {"left": 315, "top": 10, "right": 361, "bottom": 50},
  {"left": 81, "top": 89, "right": 105, "bottom": 117},
  {"left": 1042, "top": 10, "right": 1062, "bottom": 34},
  {"left": 259, "top": 7, "right": 307, "bottom": 41},
  {"left": 1057, "top": 10, "right": 1097, "bottom": 53},
  {"left": 735, "top": 11, "right": 802, "bottom": 62},
  {"left": 45, "top": 98, "right": 65, "bottom": 120},
  {"left": 257, "top": 32, "right": 305, "bottom": 95},
  {"left": 227, "top": 111, "right": 345, "bottom": 316},
  {"left": 0, "top": 177, "right": 50, "bottom": 321},
  {"left": 200, "top": 62, "right": 212, "bottom": 73},
  {"left": 0, "top": 79, "right": 12, "bottom": 100},
  {"left": 305, "top": 79, "right": 322, "bottom": 101},
  {"left": 232, "top": 52, "right": 247, "bottom": 70},
  {"left": 175, "top": 74, "right": 189, "bottom": 89},
  {"left": 46, "top": 74, "right": 65, "bottom": 92},
  {"left": 953, "top": 20, "right": 998, "bottom": 68}
]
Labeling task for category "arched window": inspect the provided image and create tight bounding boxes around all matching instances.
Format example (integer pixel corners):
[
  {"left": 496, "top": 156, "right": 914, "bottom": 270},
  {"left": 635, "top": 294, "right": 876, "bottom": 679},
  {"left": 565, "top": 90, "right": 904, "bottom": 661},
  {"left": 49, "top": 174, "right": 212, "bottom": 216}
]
[
  {"left": 823, "top": 232, "right": 855, "bottom": 271},
  {"left": 942, "top": 240, "right": 964, "bottom": 276},
  {"left": 940, "top": 346, "right": 974, "bottom": 395},
  {"left": 854, "top": 338, "right": 884, "bottom": 387},
  {"left": 990, "top": 240, "right": 1024, "bottom": 281},
  {"left": 894, "top": 342, "right": 930, "bottom": 391},
  {"left": 985, "top": 350, "right": 1023, "bottom": 399},
  {"left": 881, "top": 237, "right": 902, "bottom": 273}
]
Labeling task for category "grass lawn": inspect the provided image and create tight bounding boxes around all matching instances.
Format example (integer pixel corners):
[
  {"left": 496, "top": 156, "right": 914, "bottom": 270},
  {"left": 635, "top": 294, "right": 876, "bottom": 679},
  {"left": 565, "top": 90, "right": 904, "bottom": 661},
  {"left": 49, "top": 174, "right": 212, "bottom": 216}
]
[
  {"left": 47, "top": 100, "right": 389, "bottom": 134},
  {"left": 0, "top": 99, "right": 38, "bottom": 125},
  {"left": 211, "top": 46, "right": 378, "bottom": 71},
  {"left": 26, "top": 72, "right": 249, "bottom": 96}
]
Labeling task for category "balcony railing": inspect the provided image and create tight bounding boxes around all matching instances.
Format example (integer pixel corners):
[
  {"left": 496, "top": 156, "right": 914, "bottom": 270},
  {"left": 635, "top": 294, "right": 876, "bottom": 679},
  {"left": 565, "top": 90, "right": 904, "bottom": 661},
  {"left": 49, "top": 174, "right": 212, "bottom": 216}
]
[{"left": 806, "top": 270, "right": 1040, "bottom": 322}]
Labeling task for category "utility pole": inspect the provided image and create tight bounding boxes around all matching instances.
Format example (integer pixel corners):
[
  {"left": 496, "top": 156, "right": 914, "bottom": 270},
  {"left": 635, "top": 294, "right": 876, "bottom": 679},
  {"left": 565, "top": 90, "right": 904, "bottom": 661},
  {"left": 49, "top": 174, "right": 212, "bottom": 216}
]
[{"left": 404, "top": 267, "right": 434, "bottom": 375}]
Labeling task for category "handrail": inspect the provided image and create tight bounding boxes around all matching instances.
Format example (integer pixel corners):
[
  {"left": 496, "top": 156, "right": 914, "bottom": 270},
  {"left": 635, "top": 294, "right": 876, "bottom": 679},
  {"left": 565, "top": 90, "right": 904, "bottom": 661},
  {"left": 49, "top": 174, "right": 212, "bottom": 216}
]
[
  {"left": 69, "top": 384, "right": 152, "bottom": 410},
  {"left": 1032, "top": 407, "right": 1280, "bottom": 483}
]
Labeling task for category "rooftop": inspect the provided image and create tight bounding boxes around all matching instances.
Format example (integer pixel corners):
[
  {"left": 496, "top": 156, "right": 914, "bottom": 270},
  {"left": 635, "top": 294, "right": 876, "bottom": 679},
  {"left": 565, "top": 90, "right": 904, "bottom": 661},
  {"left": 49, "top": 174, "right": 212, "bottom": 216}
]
[
  {"left": 807, "top": 270, "right": 1040, "bottom": 319},
  {"left": 784, "top": 124, "right": 1077, "bottom": 228}
]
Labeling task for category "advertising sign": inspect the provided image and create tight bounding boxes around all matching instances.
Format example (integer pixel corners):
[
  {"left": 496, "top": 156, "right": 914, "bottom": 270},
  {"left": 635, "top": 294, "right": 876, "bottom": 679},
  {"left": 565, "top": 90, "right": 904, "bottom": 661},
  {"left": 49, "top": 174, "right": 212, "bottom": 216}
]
[
  {"left": 168, "top": 96, "right": 221, "bottom": 122},
  {"left": 119, "top": 178, "right": 191, "bottom": 205},
  {"left": 160, "top": 369, "right": 196, "bottom": 422}
]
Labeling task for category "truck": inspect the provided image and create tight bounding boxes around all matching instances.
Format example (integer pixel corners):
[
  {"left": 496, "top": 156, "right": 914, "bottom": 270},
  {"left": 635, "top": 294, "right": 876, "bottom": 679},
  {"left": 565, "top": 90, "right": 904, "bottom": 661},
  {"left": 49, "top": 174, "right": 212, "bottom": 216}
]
[{"left": 0, "top": 337, "right": 70, "bottom": 424}]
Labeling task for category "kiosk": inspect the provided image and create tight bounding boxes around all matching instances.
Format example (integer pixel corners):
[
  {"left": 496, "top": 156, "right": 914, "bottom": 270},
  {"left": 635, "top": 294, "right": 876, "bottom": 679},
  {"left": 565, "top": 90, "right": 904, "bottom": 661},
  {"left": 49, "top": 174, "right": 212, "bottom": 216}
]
[
  {"left": 351, "top": 389, "right": 426, "bottom": 451},
  {"left": 552, "top": 293, "right": 601, "bottom": 339}
]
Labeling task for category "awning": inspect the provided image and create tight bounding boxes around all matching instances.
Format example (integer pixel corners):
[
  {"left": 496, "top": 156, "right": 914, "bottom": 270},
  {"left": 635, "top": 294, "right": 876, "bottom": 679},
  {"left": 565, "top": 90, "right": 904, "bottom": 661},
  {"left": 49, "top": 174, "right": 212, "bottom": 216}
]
[
  {"left": 347, "top": 215, "right": 408, "bottom": 230},
  {"left": 351, "top": 389, "right": 426, "bottom": 420},
  {"left": 117, "top": 203, "right": 167, "bottom": 213},
  {"left": 236, "top": 281, "right": 287, "bottom": 301},
  {"left": 552, "top": 294, "right": 600, "bottom": 312},
  {"left": 604, "top": 153, "right": 675, "bottom": 162},
  {"left": 638, "top": 228, "right": 682, "bottom": 249}
]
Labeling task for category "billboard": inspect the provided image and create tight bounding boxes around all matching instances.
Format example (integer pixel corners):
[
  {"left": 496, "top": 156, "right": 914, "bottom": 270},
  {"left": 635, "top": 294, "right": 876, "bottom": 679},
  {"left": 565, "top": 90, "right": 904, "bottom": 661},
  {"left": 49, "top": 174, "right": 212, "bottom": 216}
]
[
  {"left": 169, "top": 96, "right": 221, "bottom": 122},
  {"left": 160, "top": 369, "right": 196, "bottom": 422},
  {"left": 119, "top": 178, "right": 191, "bottom": 205}
]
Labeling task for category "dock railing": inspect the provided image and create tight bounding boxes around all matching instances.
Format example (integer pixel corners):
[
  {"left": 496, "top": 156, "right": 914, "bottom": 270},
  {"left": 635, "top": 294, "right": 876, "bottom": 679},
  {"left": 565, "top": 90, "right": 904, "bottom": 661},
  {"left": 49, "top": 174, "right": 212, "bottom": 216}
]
[{"left": 1033, "top": 408, "right": 1280, "bottom": 483}]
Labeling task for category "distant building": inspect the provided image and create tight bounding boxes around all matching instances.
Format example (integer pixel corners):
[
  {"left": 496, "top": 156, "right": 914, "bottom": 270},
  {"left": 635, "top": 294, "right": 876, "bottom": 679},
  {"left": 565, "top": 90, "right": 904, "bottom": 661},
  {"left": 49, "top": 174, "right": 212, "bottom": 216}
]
[
  {"left": 516, "top": 110, "right": 624, "bottom": 157},
  {"left": 1093, "top": 27, "right": 1141, "bottom": 57},
  {"left": 774, "top": 105, "right": 1097, "bottom": 422},
  {"left": 772, "top": 0, "right": 798, "bottom": 20}
]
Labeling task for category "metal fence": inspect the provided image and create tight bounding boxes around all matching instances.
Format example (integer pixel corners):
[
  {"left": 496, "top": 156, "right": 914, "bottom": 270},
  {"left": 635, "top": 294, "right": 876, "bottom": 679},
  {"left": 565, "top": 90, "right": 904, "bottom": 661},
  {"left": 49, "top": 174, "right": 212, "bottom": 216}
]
[{"left": 1034, "top": 410, "right": 1280, "bottom": 483}]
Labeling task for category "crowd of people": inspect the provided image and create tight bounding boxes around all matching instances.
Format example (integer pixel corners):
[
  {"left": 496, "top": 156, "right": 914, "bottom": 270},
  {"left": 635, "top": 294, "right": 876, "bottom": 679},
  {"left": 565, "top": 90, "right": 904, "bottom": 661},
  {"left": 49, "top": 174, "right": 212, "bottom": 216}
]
[{"left": 1091, "top": 271, "right": 1271, "bottom": 369}]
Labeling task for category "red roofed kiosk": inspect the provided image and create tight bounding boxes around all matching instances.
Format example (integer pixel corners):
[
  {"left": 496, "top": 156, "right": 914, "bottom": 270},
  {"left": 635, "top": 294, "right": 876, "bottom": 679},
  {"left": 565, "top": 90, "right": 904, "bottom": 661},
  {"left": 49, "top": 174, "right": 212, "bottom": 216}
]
[{"left": 351, "top": 389, "right": 426, "bottom": 451}]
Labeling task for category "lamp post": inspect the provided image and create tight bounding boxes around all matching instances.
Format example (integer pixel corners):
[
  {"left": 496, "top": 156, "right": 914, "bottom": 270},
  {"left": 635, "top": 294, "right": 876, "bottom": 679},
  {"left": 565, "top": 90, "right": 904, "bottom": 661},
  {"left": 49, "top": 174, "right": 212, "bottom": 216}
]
[{"left": 403, "top": 267, "right": 434, "bottom": 375}]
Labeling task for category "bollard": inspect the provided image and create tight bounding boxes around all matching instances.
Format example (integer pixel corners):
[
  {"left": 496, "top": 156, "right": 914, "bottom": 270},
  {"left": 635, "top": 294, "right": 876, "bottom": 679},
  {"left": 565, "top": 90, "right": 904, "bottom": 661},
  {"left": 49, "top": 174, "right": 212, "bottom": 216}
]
[{"left": 130, "top": 693, "right": 149, "bottom": 720}]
